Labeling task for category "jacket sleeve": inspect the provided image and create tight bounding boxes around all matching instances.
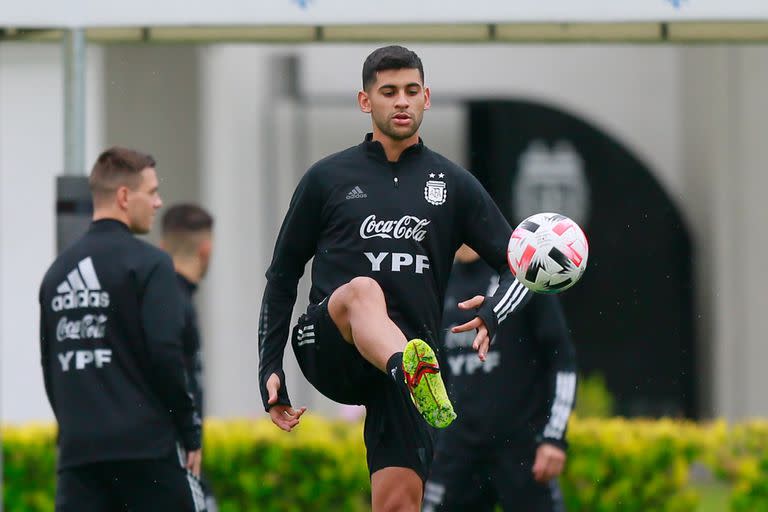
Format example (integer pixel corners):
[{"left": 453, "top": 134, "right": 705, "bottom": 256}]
[
  {"left": 259, "top": 170, "right": 324, "bottom": 411},
  {"left": 458, "top": 170, "right": 531, "bottom": 340},
  {"left": 142, "top": 255, "right": 202, "bottom": 451},
  {"left": 182, "top": 302, "right": 205, "bottom": 418},
  {"left": 39, "top": 288, "right": 55, "bottom": 414},
  {"left": 534, "top": 295, "right": 577, "bottom": 451}
]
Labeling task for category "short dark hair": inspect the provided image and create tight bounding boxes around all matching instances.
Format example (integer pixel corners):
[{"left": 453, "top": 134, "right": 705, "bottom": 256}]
[
  {"left": 162, "top": 203, "right": 214, "bottom": 235},
  {"left": 362, "top": 45, "right": 424, "bottom": 91},
  {"left": 89, "top": 147, "right": 156, "bottom": 201}
]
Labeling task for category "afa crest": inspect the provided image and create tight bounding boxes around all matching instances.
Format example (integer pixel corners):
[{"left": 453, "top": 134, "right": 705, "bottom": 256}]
[{"left": 424, "top": 173, "right": 447, "bottom": 206}]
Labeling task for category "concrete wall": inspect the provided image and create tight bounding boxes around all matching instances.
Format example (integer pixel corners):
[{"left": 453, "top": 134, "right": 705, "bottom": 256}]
[
  {"left": 681, "top": 47, "right": 768, "bottom": 418},
  {"left": 103, "top": 46, "right": 202, "bottom": 222},
  {"left": 0, "top": 43, "right": 103, "bottom": 421}
]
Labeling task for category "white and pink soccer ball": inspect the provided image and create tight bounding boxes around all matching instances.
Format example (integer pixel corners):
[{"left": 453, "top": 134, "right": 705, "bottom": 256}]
[{"left": 507, "top": 212, "right": 589, "bottom": 294}]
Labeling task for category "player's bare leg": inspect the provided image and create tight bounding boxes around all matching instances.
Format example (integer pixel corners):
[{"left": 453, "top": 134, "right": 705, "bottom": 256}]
[
  {"left": 371, "top": 467, "right": 423, "bottom": 512},
  {"left": 328, "top": 276, "right": 406, "bottom": 371},
  {"left": 328, "top": 277, "right": 456, "bottom": 428}
]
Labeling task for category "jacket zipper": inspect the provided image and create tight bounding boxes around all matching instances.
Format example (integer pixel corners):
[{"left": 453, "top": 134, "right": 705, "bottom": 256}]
[{"left": 390, "top": 162, "right": 399, "bottom": 189}]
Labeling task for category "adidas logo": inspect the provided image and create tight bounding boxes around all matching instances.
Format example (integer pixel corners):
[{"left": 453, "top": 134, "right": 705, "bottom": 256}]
[
  {"left": 296, "top": 324, "right": 315, "bottom": 346},
  {"left": 346, "top": 186, "right": 367, "bottom": 200},
  {"left": 51, "top": 257, "right": 110, "bottom": 312}
]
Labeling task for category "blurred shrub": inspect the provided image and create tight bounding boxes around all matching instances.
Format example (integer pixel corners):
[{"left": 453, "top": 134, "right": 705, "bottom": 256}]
[
  {"left": 6, "top": 416, "right": 768, "bottom": 511},
  {"left": 203, "top": 417, "right": 370, "bottom": 512},
  {"left": 563, "top": 417, "right": 710, "bottom": 512},
  {"left": 707, "top": 419, "right": 768, "bottom": 512},
  {"left": 2, "top": 423, "right": 57, "bottom": 511},
  {"left": 2, "top": 417, "right": 370, "bottom": 512},
  {"left": 575, "top": 373, "right": 615, "bottom": 418}
]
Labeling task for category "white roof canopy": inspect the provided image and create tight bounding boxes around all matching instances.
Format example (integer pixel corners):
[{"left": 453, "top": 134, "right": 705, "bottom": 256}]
[{"left": 3, "top": 0, "right": 768, "bottom": 42}]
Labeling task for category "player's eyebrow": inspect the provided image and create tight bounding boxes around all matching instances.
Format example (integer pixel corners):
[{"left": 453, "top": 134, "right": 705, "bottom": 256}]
[{"left": 378, "top": 82, "right": 422, "bottom": 91}]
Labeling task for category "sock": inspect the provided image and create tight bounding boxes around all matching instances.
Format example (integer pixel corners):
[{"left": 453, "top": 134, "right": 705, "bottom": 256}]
[{"left": 386, "top": 352, "right": 405, "bottom": 388}]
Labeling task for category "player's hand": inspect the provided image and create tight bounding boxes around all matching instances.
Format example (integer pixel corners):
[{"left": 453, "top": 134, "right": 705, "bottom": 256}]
[
  {"left": 186, "top": 449, "right": 202, "bottom": 479},
  {"left": 452, "top": 295, "right": 491, "bottom": 361},
  {"left": 266, "top": 372, "right": 307, "bottom": 432},
  {"left": 532, "top": 443, "right": 566, "bottom": 483}
]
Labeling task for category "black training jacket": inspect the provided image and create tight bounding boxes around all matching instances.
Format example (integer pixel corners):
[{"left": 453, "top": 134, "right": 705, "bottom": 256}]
[
  {"left": 258, "top": 134, "right": 531, "bottom": 410},
  {"left": 39, "top": 219, "right": 201, "bottom": 469},
  {"left": 439, "top": 258, "right": 577, "bottom": 450},
  {"left": 177, "top": 273, "right": 205, "bottom": 417}
]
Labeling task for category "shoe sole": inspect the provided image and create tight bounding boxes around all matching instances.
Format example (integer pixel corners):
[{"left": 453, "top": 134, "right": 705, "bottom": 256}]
[{"left": 402, "top": 339, "right": 456, "bottom": 428}]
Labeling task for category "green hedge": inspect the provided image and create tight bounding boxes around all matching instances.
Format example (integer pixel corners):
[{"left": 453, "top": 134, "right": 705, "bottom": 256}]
[
  {"left": 203, "top": 418, "right": 370, "bottom": 512},
  {"left": 3, "top": 416, "right": 768, "bottom": 511},
  {"left": 563, "top": 418, "right": 709, "bottom": 512},
  {"left": 2, "top": 417, "right": 371, "bottom": 512},
  {"left": 708, "top": 420, "right": 768, "bottom": 512},
  {"left": 2, "top": 423, "right": 56, "bottom": 511}
]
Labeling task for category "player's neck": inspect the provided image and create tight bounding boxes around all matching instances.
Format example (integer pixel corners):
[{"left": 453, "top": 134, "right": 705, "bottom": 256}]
[
  {"left": 372, "top": 130, "right": 420, "bottom": 162},
  {"left": 455, "top": 253, "right": 480, "bottom": 264},
  {"left": 92, "top": 207, "right": 130, "bottom": 227},
  {"left": 174, "top": 258, "right": 202, "bottom": 284},
  {"left": 455, "top": 244, "right": 480, "bottom": 263}
]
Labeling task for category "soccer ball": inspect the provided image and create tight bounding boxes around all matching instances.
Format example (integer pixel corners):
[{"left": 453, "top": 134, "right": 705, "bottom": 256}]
[{"left": 507, "top": 212, "right": 589, "bottom": 293}]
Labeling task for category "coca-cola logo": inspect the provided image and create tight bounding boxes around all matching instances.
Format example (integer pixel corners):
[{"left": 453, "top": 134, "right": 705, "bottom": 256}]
[
  {"left": 56, "top": 314, "right": 108, "bottom": 342},
  {"left": 359, "top": 215, "right": 430, "bottom": 242}
]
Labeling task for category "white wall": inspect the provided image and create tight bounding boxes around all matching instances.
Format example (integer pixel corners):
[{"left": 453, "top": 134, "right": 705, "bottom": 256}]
[
  {"left": 198, "top": 46, "right": 279, "bottom": 417},
  {"left": 681, "top": 46, "right": 768, "bottom": 418},
  {"left": 731, "top": 48, "right": 768, "bottom": 418},
  {"left": 0, "top": 42, "right": 103, "bottom": 422},
  {"left": 103, "top": 45, "right": 201, "bottom": 218}
]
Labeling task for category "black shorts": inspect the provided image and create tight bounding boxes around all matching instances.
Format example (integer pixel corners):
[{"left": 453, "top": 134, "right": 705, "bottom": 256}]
[
  {"left": 423, "top": 435, "right": 566, "bottom": 512},
  {"left": 291, "top": 298, "right": 434, "bottom": 481},
  {"left": 55, "top": 445, "right": 206, "bottom": 512}
]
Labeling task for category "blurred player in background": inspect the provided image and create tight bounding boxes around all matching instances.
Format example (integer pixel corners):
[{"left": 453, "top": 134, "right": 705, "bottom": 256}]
[
  {"left": 161, "top": 203, "right": 217, "bottom": 512},
  {"left": 423, "top": 244, "right": 576, "bottom": 512},
  {"left": 39, "top": 147, "right": 205, "bottom": 512}
]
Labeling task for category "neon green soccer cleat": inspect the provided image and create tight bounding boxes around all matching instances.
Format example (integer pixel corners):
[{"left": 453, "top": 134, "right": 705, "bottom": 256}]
[{"left": 402, "top": 339, "right": 456, "bottom": 428}]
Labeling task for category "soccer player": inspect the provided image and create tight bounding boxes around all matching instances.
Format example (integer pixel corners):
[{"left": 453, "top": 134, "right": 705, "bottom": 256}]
[
  {"left": 39, "top": 147, "right": 206, "bottom": 512},
  {"left": 423, "top": 245, "right": 576, "bottom": 512},
  {"left": 161, "top": 203, "right": 217, "bottom": 512},
  {"left": 258, "top": 45, "right": 531, "bottom": 511}
]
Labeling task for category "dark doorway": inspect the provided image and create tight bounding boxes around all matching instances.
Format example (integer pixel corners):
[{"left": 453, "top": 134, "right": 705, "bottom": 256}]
[{"left": 468, "top": 100, "right": 695, "bottom": 418}]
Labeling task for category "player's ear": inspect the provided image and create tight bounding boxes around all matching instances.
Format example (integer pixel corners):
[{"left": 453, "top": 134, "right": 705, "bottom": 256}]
[
  {"left": 424, "top": 86, "right": 431, "bottom": 110},
  {"left": 358, "top": 90, "right": 372, "bottom": 113},
  {"left": 198, "top": 237, "right": 212, "bottom": 261},
  {"left": 116, "top": 186, "right": 130, "bottom": 210}
]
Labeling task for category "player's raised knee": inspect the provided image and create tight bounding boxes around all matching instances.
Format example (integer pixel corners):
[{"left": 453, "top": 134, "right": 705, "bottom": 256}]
[
  {"left": 346, "top": 276, "right": 384, "bottom": 300},
  {"left": 331, "top": 277, "right": 385, "bottom": 318}
]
